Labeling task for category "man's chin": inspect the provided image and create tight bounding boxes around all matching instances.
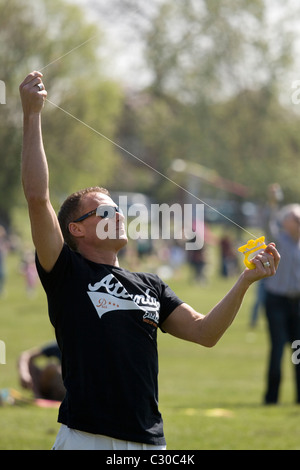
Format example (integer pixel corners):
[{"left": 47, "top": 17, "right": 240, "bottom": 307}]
[{"left": 114, "top": 233, "right": 128, "bottom": 248}]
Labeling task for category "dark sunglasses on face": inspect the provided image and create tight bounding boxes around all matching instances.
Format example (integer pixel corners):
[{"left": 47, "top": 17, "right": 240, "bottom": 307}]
[{"left": 73, "top": 205, "right": 123, "bottom": 223}]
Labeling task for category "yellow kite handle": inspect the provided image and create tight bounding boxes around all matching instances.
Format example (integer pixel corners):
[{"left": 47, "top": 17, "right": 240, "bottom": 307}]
[{"left": 238, "top": 236, "right": 267, "bottom": 270}]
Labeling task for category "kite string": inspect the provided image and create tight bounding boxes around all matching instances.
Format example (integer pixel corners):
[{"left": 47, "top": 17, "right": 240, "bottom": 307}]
[
  {"left": 37, "top": 33, "right": 257, "bottom": 239},
  {"left": 45, "top": 98, "right": 257, "bottom": 238},
  {"left": 38, "top": 35, "right": 98, "bottom": 72}
]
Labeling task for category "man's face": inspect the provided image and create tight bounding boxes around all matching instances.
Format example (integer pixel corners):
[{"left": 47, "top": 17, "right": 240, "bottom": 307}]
[
  {"left": 76, "top": 192, "right": 128, "bottom": 249},
  {"left": 283, "top": 211, "right": 300, "bottom": 241}
]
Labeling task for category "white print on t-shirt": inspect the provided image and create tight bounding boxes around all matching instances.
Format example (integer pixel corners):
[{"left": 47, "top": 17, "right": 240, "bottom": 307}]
[{"left": 87, "top": 274, "right": 160, "bottom": 326}]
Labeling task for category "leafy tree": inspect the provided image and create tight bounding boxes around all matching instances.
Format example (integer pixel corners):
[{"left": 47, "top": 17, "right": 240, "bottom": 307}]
[
  {"left": 101, "top": 0, "right": 300, "bottom": 205},
  {"left": 201, "top": 87, "right": 300, "bottom": 201},
  {"left": 0, "top": 0, "right": 124, "bottom": 228}
]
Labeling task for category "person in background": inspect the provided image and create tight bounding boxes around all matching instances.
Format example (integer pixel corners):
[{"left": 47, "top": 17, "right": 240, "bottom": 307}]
[
  {"left": 18, "top": 342, "right": 65, "bottom": 402},
  {"left": 20, "top": 250, "right": 39, "bottom": 295},
  {"left": 249, "top": 184, "right": 284, "bottom": 329},
  {"left": 0, "top": 226, "right": 8, "bottom": 296},
  {"left": 263, "top": 184, "right": 300, "bottom": 404}
]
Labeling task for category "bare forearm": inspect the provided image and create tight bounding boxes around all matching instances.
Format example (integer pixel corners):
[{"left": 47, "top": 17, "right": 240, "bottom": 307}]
[
  {"left": 22, "top": 113, "right": 49, "bottom": 201},
  {"left": 199, "top": 273, "right": 251, "bottom": 346},
  {"left": 162, "top": 232, "right": 280, "bottom": 348},
  {"left": 195, "top": 243, "right": 280, "bottom": 346},
  {"left": 20, "top": 72, "right": 64, "bottom": 271},
  {"left": 20, "top": 71, "right": 49, "bottom": 202},
  {"left": 162, "top": 273, "right": 253, "bottom": 347}
]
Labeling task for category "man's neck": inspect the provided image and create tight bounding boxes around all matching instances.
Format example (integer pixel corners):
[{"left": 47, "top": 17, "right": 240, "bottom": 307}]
[{"left": 78, "top": 246, "right": 120, "bottom": 267}]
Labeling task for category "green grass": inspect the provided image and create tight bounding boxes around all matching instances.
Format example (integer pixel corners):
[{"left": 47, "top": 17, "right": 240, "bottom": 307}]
[
  {"left": 160, "top": 276, "right": 300, "bottom": 450},
  {"left": 0, "top": 247, "right": 299, "bottom": 450}
]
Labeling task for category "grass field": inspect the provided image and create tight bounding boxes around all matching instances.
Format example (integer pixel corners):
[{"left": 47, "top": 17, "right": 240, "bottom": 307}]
[{"left": 0, "top": 245, "right": 299, "bottom": 450}]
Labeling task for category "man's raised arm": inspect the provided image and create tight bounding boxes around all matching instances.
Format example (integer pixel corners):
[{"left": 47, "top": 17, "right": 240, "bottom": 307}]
[{"left": 20, "top": 71, "right": 64, "bottom": 271}]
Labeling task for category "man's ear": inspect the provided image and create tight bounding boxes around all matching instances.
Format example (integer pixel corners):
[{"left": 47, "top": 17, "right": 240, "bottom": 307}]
[{"left": 68, "top": 222, "right": 85, "bottom": 239}]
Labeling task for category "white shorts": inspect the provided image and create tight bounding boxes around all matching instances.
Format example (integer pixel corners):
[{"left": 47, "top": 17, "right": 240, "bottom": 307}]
[{"left": 52, "top": 424, "right": 167, "bottom": 450}]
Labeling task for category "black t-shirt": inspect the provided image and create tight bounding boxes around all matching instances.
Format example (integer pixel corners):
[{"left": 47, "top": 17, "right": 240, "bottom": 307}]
[{"left": 36, "top": 244, "right": 183, "bottom": 445}]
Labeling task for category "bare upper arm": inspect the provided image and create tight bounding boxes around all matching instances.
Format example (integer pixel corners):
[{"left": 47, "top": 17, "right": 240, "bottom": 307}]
[
  {"left": 161, "top": 303, "right": 206, "bottom": 345},
  {"left": 28, "top": 199, "right": 64, "bottom": 272}
]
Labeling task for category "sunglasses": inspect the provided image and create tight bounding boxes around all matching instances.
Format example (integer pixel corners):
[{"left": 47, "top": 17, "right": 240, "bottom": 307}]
[{"left": 73, "top": 205, "right": 123, "bottom": 223}]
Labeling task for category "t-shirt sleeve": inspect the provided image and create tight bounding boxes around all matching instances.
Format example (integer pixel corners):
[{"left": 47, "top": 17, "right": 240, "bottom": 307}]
[
  {"left": 155, "top": 275, "right": 184, "bottom": 327},
  {"left": 35, "top": 244, "right": 72, "bottom": 326},
  {"left": 35, "top": 244, "right": 71, "bottom": 286}
]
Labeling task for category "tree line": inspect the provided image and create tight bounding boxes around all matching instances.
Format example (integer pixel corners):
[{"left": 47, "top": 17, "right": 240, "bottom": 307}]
[{"left": 1, "top": 0, "right": 300, "bottom": 234}]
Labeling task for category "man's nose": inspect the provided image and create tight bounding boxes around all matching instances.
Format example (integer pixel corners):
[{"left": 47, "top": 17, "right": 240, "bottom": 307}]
[{"left": 116, "top": 210, "right": 125, "bottom": 221}]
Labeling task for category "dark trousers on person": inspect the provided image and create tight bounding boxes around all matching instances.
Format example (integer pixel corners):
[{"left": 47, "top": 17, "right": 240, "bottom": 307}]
[{"left": 265, "top": 292, "right": 300, "bottom": 404}]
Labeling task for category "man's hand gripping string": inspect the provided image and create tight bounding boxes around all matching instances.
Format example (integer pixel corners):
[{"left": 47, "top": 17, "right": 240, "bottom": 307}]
[
  {"left": 238, "top": 237, "right": 280, "bottom": 283},
  {"left": 19, "top": 71, "right": 47, "bottom": 115}
]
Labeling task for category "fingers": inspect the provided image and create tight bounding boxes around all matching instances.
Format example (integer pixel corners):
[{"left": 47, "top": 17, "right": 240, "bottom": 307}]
[
  {"left": 20, "top": 71, "right": 46, "bottom": 93},
  {"left": 19, "top": 71, "right": 47, "bottom": 114},
  {"left": 250, "top": 243, "right": 280, "bottom": 276},
  {"left": 250, "top": 256, "right": 273, "bottom": 275},
  {"left": 20, "top": 71, "right": 43, "bottom": 89},
  {"left": 264, "top": 243, "right": 281, "bottom": 270}
]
